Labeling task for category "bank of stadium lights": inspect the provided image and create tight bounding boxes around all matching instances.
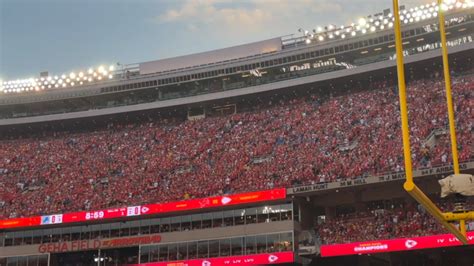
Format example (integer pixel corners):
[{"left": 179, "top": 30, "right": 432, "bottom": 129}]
[
  {"left": 1, "top": 65, "right": 116, "bottom": 94},
  {"left": 300, "top": 0, "right": 472, "bottom": 46}
]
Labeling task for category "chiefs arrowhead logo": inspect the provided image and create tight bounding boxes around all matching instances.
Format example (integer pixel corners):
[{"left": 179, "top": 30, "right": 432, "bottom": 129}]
[
  {"left": 202, "top": 260, "right": 211, "bottom": 266},
  {"left": 268, "top": 255, "right": 278, "bottom": 263},
  {"left": 405, "top": 239, "right": 417, "bottom": 249},
  {"left": 141, "top": 207, "right": 149, "bottom": 213},
  {"left": 221, "top": 197, "right": 232, "bottom": 205}
]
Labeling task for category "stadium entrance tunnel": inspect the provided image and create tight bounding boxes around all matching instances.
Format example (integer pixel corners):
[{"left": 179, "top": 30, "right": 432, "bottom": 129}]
[
  {"left": 49, "top": 247, "right": 139, "bottom": 266},
  {"left": 312, "top": 244, "right": 474, "bottom": 266}
]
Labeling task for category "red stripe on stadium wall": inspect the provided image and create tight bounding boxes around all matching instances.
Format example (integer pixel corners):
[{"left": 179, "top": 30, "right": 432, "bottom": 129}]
[
  {"left": 321, "top": 231, "right": 474, "bottom": 257},
  {"left": 0, "top": 188, "right": 286, "bottom": 229},
  {"left": 129, "top": 251, "right": 294, "bottom": 266}
]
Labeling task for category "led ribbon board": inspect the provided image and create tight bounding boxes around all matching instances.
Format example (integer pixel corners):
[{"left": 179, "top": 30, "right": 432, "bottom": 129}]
[
  {"left": 0, "top": 188, "right": 286, "bottom": 229},
  {"left": 321, "top": 231, "right": 474, "bottom": 257}
]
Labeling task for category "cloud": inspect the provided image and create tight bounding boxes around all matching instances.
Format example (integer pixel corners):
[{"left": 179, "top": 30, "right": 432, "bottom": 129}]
[{"left": 155, "top": 0, "right": 347, "bottom": 34}]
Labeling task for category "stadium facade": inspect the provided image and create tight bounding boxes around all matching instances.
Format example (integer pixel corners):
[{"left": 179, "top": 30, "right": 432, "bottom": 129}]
[{"left": 1, "top": 2, "right": 474, "bottom": 266}]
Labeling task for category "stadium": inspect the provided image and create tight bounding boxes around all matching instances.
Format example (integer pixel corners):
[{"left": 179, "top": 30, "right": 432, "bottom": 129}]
[{"left": 0, "top": 0, "right": 473, "bottom": 265}]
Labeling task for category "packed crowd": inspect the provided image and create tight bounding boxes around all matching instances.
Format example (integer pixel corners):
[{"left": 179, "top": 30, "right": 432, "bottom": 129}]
[
  {"left": 0, "top": 75, "right": 472, "bottom": 219},
  {"left": 317, "top": 200, "right": 474, "bottom": 244}
]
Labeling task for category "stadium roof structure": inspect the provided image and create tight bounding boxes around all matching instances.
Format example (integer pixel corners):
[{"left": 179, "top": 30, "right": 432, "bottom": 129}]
[{"left": 0, "top": 0, "right": 472, "bottom": 96}]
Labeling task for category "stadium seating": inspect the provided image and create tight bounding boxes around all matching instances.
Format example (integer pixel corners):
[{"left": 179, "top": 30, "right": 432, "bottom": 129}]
[
  {"left": 0, "top": 75, "right": 472, "bottom": 219},
  {"left": 317, "top": 200, "right": 474, "bottom": 244}
]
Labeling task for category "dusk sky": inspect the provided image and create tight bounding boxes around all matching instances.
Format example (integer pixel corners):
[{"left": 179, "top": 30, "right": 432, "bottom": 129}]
[{"left": 0, "top": 0, "right": 432, "bottom": 80}]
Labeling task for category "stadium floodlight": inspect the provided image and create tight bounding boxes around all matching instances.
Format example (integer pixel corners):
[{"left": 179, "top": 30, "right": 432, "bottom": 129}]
[
  {"left": 109, "top": 65, "right": 115, "bottom": 71},
  {"left": 61, "top": 74, "right": 66, "bottom": 79},
  {"left": 108, "top": 74, "right": 113, "bottom": 79},
  {"left": 98, "top": 65, "right": 105, "bottom": 73},
  {"left": 78, "top": 72, "right": 84, "bottom": 78},
  {"left": 69, "top": 72, "right": 76, "bottom": 79},
  {"left": 335, "top": 30, "right": 340, "bottom": 36},
  {"left": 358, "top": 17, "right": 367, "bottom": 26},
  {"left": 318, "top": 35, "right": 324, "bottom": 41},
  {"left": 370, "top": 26, "right": 376, "bottom": 32},
  {"left": 351, "top": 31, "right": 356, "bottom": 36},
  {"left": 316, "top": 26, "right": 323, "bottom": 32},
  {"left": 380, "top": 25, "right": 385, "bottom": 30},
  {"left": 328, "top": 34, "right": 334, "bottom": 39},
  {"left": 361, "top": 28, "right": 367, "bottom": 34},
  {"left": 305, "top": 38, "right": 311, "bottom": 44},
  {"left": 341, "top": 34, "right": 346, "bottom": 39}
]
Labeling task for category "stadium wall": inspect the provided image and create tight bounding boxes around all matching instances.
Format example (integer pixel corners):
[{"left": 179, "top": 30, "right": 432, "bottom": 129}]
[
  {"left": 0, "top": 220, "right": 294, "bottom": 257},
  {"left": 139, "top": 38, "right": 282, "bottom": 75}
]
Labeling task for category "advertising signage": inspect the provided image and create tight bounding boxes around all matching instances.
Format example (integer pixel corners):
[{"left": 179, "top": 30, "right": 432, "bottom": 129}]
[
  {"left": 130, "top": 251, "right": 294, "bottom": 266},
  {"left": 321, "top": 231, "right": 474, "bottom": 257},
  {"left": 38, "top": 234, "right": 162, "bottom": 253},
  {"left": 0, "top": 188, "right": 286, "bottom": 230}
]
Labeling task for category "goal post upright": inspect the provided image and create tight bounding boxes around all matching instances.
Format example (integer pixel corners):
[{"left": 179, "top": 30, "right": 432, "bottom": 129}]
[
  {"left": 437, "top": 0, "right": 460, "bottom": 175},
  {"left": 391, "top": 0, "right": 469, "bottom": 244}
]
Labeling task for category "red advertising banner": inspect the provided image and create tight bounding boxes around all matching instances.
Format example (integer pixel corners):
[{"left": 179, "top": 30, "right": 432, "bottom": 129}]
[
  {"left": 321, "top": 231, "right": 474, "bottom": 257},
  {"left": 130, "top": 251, "right": 294, "bottom": 266},
  {"left": 0, "top": 188, "right": 286, "bottom": 229}
]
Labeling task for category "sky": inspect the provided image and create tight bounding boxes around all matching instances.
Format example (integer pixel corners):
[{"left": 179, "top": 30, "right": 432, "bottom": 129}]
[{"left": 0, "top": 0, "right": 432, "bottom": 80}]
